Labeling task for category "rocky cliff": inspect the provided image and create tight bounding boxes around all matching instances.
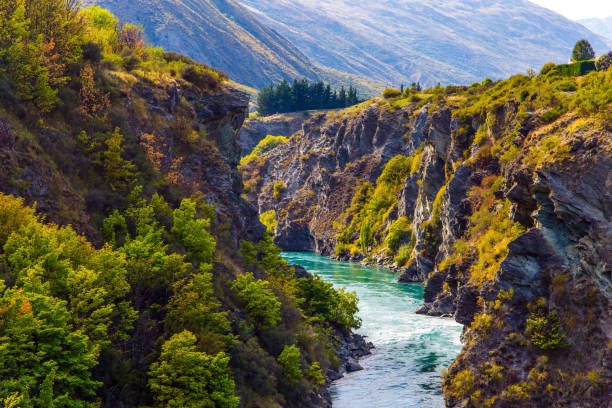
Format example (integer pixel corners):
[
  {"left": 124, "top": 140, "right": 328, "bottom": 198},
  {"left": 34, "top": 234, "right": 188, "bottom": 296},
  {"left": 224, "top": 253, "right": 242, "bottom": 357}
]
[
  {"left": 243, "top": 70, "right": 612, "bottom": 406},
  {"left": 239, "top": 111, "right": 309, "bottom": 155}
]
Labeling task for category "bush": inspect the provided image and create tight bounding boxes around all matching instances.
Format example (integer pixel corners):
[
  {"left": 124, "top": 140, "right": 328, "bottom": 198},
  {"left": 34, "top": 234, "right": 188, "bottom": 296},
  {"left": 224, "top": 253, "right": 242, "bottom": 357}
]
[
  {"left": 273, "top": 182, "right": 286, "bottom": 200},
  {"left": 539, "top": 62, "right": 556, "bottom": 75},
  {"left": 231, "top": 273, "right": 281, "bottom": 329},
  {"left": 554, "top": 61, "right": 596, "bottom": 77},
  {"left": 595, "top": 52, "right": 612, "bottom": 71},
  {"left": 384, "top": 217, "right": 411, "bottom": 252},
  {"left": 382, "top": 88, "right": 402, "bottom": 99},
  {"left": 525, "top": 309, "right": 570, "bottom": 350},
  {"left": 240, "top": 135, "right": 288, "bottom": 166},
  {"left": 182, "top": 65, "right": 220, "bottom": 90},
  {"left": 277, "top": 345, "right": 302, "bottom": 384},
  {"left": 82, "top": 41, "right": 102, "bottom": 64},
  {"left": 260, "top": 210, "right": 277, "bottom": 233},
  {"left": 394, "top": 244, "right": 412, "bottom": 266}
]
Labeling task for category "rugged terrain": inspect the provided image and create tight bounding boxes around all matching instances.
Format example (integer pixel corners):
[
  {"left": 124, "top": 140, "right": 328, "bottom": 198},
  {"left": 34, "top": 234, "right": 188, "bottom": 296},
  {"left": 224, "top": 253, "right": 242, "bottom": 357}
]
[
  {"left": 0, "top": 5, "right": 366, "bottom": 407},
  {"left": 239, "top": 112, "right": 309, "bottom": 156},
  {"left": 242, "top": 68, "right": 612, "bottom": 406},
  {"left": 241, "top": 0, "right": 612, "bottom": 86}
]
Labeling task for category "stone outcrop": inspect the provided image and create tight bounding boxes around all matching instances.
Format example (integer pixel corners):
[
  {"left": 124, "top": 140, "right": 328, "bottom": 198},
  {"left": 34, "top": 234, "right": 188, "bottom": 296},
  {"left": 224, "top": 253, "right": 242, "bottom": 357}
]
[
  {"left": 239, "top": 111, "right": 309, "bottom": 155},
  {"left": 244, "top": 91, "right": 612, "bottom": 406}
]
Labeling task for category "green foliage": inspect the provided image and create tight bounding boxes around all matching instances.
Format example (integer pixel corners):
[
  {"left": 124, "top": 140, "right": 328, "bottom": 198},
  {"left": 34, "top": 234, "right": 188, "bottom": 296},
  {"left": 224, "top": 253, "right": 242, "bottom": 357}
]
[
  {"left": 384, "top": 217, "right": 411, "bottom": 252},
  {"left": 382, "top": 88, "right": 402, "bottom": 99},
  {"left": 277, "top": 345, "right": 302, "bottom": 384},
  {"left": 554, "top": 61, "right": 596, "bottom": 77},
  {"left": 103, "top": 127, "right": 137, "bottom": 191},
  {"left": 394, "top": 243, "right": 413, "bottom": 266},
  {"left": 231, "top": 273, "right": 281, "bottom": 329},
  {"left": 260, "top": 210, "right": 278, "bottom": 233},
  {"left": 571, "top": 39, "right": 595, "bottom": 61},
  {"left": 148, "top": 330, "right": 239, "bottom": 408},
  {"left": 0, "top": 283, "right": 101, "bottom": 407},
  {"left": 241, "top": 135, "right": 288, "bottom": 165},
  {"left": 257, "top": 79, "right": 361, "bottom": 116},
  {"left": 296, "top": 274, "right": 361, "bottom": 329},
  {"left": 172, "top": 198, "right": 216, "bottom": 264},
  {"left": 448, "top": 369, "right": 475, "bottom": 400},
  {"left": 308, "top": 362, "right": 325, "bottom": 386},
  {"left": 539, "top": 62, "right": 556, "bottom": 75},
  {"left": 166, "top": 272, "right": 231, "bottom": 353},
  {"left": 525, "top": 307, "right": 570, "bottom": 350},
  {"left": 332, "top": 288, "right": 362, "bottom": 329},
  {"left": 272, "top": 181, "right": 286, "bottom": 200}
]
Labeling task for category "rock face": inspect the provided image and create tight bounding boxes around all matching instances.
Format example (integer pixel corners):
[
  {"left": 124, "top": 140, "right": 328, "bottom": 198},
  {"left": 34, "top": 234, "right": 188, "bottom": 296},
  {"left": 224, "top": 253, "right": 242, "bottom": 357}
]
[
  {"left": 239, "top": 111, "right": 309, "bottom": 155},
  {"left": 244, "top": 84, "right": 612, "bottom": 406},
  {"left": 0, "top": 75, "right": 264, "bottom": 247}
]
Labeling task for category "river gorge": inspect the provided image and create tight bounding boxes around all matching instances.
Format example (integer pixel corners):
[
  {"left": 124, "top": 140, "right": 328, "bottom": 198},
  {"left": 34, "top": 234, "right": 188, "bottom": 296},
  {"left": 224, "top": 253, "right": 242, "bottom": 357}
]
[{"left": 283, "top": 252, "right": 463, "bottom": 408}]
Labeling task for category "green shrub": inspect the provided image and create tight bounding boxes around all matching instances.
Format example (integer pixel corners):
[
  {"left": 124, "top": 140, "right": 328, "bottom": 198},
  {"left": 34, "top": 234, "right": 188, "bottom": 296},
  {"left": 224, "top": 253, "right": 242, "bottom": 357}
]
[
  {"left": 260, "top": 210, "right": 278, "bottom": 233},
  {"left": 384, "top": 217, "right": 411, "bottom": 252},
  {"left": 540, "top": 62, "right": 556, "bottom": 75},
  {"left": 382, "top": 88, "right": 402, "bottom": 99},
  {"left": 308, "top": 362, "right": 325, "bottom": 386},
  {"left": 241, "top": 135, "right": 288, "bottom": 165},
  {"left": 277, "top": 345, "right": 302, "bottom": 384},
  {"left": 525, "top": 309, "right": 570, "bottom": 350},
  {"left": 231, "top": 273, "right": 281, "bottom": 329},
  {"left": 554, "top": 61, "right": 596, "bottom": 77},
  {"left": 394, "top": 243, "right": 413, "bottom": 266}
]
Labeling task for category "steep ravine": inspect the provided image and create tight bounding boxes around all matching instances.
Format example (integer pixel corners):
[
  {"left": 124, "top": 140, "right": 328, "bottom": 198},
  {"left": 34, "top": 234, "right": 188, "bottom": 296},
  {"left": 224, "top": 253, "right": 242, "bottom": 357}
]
[{"left": 242, "top": 75, "right": 612, "bottom": 406}]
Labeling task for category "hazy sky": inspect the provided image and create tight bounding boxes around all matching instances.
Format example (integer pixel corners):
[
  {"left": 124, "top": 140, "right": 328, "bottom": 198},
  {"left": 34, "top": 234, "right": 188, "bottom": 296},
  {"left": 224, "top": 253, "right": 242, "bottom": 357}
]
[{"left": 530, "top": 0, "right": 612, "bottom": 20}]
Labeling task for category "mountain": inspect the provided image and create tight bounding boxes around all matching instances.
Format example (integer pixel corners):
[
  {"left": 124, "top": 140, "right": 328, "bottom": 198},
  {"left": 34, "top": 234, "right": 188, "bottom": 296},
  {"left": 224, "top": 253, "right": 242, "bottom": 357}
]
[
  {"left": 0, "top": 4, "right": 367, "bottom": 407},
  {"left": 239, "top": 0, "right": 612, "bottom": 86},
  {"left": 242, "top": 67, "right": 612, "bottom": 407},
  {"left": 579, "top": 16, "right": 612, "bottom": 41},
  {"left": 83, "top": 0, "right": 319, "bottom": 89}
]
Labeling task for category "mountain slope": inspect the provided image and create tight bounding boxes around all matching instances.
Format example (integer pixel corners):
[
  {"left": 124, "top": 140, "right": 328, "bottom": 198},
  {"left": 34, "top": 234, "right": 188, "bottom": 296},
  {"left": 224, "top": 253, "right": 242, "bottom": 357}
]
[
  {"left": 242, "top": 67, "right": 612, "bottom": 407},
  {"left": 84, "top": 0, "right": 319, "bottom": 89},
  {"left": 579, "top": 16, "right": 612, "bottom": 41},
  {"left": 240, "top": 0, "right": 612, "bottom": 86}
]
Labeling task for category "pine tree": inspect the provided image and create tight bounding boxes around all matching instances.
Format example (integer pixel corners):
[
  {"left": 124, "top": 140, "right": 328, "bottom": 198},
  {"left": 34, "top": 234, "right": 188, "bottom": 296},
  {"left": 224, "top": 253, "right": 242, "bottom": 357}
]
[{"left": 103, "top": 127, "right": 137, "bottom": 191}]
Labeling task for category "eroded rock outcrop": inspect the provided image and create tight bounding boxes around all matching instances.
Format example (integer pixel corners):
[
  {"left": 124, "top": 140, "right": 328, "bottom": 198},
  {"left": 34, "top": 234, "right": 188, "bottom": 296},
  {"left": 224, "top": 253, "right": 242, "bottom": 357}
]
[{"left": 244, "top": 74, "right": 612, "bottom": 406}]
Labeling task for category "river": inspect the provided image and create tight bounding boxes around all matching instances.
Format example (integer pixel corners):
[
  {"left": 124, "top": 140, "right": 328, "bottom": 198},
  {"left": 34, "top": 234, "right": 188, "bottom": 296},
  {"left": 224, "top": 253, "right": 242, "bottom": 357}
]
[{"left": 282, "top": 252, "right": 463, "bottom": 408}]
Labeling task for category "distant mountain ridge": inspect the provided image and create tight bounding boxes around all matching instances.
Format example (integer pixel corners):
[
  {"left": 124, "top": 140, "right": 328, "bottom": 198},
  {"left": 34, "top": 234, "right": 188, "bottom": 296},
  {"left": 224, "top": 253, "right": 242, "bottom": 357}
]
[
  {"left": 579, "top": 16, "right": 612, "bottom": 41},
  {"left": 239, "top": 0, "right": 612, "bottom": 86},
  {"left": 83, "top": 0, "right": 319, "bottom": 89}
]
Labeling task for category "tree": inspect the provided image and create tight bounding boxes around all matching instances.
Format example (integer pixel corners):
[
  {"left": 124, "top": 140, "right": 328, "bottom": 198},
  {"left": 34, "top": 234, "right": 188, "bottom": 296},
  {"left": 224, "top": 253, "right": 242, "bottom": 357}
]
[
  {"left": 231, "top": 273, "right": 281, "bottom": 329},
  {"left": 0, "top": 284, "right": 101, "bottom": 407},
  {"left": 172, "top": 198, "right": 216, "bottom": 264},
  {"left": 166, "top": 271, "right": 231, "bottom": 353},
  {"left": 148, "top": 331, "right": 239, "bottom": 408},
  {"left": 277, "top": 345, "right": 302, "bottom": 384},
  {"left": 572, "top": 39, "right": 595, "bottom": 61},
  {"left": 79, "top": 64, "right": 110, "bottom": 116},
  {"left": 103, "top": 127, "right": 137, "bottom": 191}
]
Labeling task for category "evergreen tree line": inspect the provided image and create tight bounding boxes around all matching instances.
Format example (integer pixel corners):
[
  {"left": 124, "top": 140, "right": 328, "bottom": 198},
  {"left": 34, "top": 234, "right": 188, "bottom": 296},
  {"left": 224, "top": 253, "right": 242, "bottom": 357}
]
[{"left": 257, "top": 78, "right": 361, "bottom": 116}]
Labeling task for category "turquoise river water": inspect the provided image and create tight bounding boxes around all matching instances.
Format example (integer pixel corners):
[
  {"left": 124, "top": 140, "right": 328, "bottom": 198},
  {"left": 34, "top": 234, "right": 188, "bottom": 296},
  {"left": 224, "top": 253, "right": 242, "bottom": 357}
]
[{"left": 282, "top": 252, "right": 463, "bottom": 408}]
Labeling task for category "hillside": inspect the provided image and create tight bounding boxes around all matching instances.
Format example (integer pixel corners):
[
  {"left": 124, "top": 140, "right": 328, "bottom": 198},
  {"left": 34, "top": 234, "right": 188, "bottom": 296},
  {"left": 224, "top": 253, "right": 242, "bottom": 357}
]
[
  {"left": 82, "top": 0, "right": 319, "bottom": 89},
  {"left": 240, "top": 0, "right": 612, "bottom": 86},
  {"left": 579, "top": 16, "right": 612, "bottom": 41},
  {"left": 241, "top": 64, "right": 612, "bottom": 406},
  {"left": 0, "top": 4, "right": 365, "bottom": 408}
]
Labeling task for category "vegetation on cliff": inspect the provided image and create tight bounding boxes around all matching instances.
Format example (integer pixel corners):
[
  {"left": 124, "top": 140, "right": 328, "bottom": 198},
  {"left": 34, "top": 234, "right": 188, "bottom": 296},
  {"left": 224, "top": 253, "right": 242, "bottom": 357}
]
[
  {"left": 0, "top": 2, "right": 361, "bottom": 407},
  {"left": 243, "top": 52, "right": 612, "bottom": 407}
]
